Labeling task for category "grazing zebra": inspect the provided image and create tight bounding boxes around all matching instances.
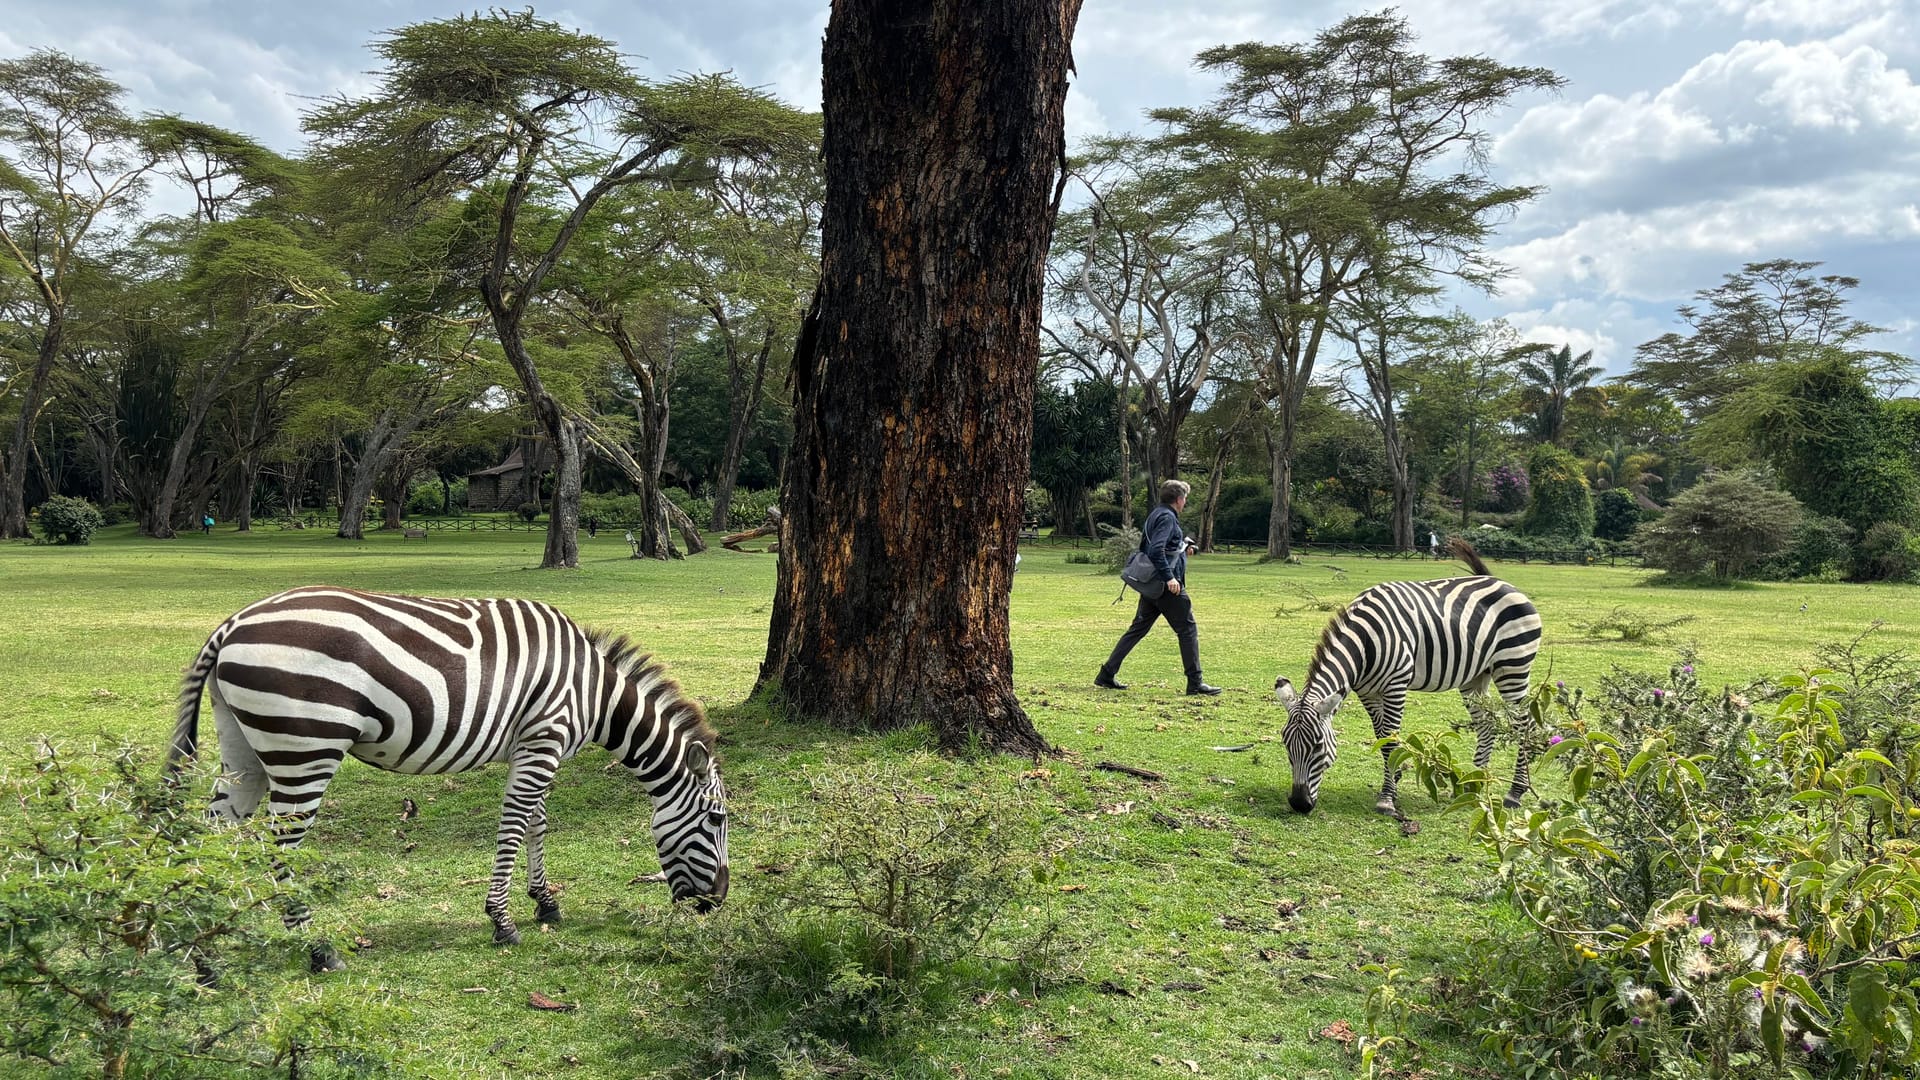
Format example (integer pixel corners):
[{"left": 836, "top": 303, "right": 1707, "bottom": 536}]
[
  {"left": 166, "top": 586, "right": 729, "bottom": 970},
  {"left": 1275, "top": 540, "right": 1542, "bottom": 816}
]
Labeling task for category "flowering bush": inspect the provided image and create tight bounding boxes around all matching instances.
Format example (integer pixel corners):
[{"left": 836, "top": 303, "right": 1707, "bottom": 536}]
[{"left": 1383, "top": 642, "right": 1920, "bottom": 1078}]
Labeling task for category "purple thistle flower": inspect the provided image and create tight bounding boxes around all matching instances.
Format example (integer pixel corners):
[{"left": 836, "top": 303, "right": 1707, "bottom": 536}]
[
  {"left": 1700, "top": 932, "right": 1715, "bottom": 946},
  {"left": 1802, "top": 1039, "right": 1815, "bottom": 1054},
  {"left": 1682, "top": 665, "right": 1694, "bottom": 675},
  {"left": 1555, "top": 680, "right": 1565, "bottom": 690},
  {"left": 1653, "top": 688, "right": 1667, "bottom": 701},
  {"left": 1630, "top": 1017, "right": 1643, "bottom": 1026},
  {"left": 1549, "top": 735, "right": 1564, "bottom": 746},
  {"left": 1686, "top": 914, "right": 1699, "bottom": 925},
  {"left": 1751, "top": 988, "right": 1763, "bottom": 1000}
]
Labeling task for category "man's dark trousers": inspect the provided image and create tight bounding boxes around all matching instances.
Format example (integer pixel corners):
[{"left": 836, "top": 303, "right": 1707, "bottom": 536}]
[{"left": 1099, "top": 588, "right": 1200, "bottom": 684}]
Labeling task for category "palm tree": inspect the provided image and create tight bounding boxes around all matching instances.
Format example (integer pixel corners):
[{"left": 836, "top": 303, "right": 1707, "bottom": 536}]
[{"left": 1510, "top": 343, "right": 1602, "bottom": 446}]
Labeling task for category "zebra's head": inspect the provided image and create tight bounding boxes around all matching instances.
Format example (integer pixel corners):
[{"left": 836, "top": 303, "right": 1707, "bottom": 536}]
[
  {"left": 653, "top": 733, "right": 730, "bottom": 913},
  {"left": 1274, "top": 676, "right": 1339, "bottom": 814}
]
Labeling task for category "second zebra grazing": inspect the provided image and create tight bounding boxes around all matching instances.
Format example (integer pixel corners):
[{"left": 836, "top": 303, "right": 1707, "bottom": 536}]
[
  {"left": 167, "top": 586, "right": 729, "bottom": 971},
  {"left": 1276, "top": 540, "right": 1542, "bottom": 816}
]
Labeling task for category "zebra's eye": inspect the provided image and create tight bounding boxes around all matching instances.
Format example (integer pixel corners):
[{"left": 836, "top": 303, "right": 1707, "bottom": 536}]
[{"left": 706, "top": 808, "right": 727, "bottom": 822}]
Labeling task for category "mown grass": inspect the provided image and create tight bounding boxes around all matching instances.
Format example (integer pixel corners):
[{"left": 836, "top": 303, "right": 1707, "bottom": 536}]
[{"left": 2, "top": 524, "right": 1915, "bottom": 1078}]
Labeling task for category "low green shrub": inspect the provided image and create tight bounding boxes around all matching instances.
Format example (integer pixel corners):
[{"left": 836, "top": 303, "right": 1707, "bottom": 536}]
[
  {"left": 1097, "top": 525, "right": 1141, "bottom": 571},
  {"left": 1386, "top": 642, "right": 1920, "bottom": 1078},
  {"left": 0, "top": 740, "right": 376, "bottom": 1078},
  {"left": 1522, "top": 445, "right": 1595, "bottom": 539},
  {"left": 1763, "top": 514, "right": 1854, "bottom": 581},
  {"left": 34, "top": 495, "right": 105, "bottom": 545},
  {"left": 100, "top": 501, "right": 134, "bottom": 526},
  {"left": 580, "top": 490, "right": 644, "bottom": 526},
  {"left": 630, "top": 761, "right": 1070, "bottom": 1077},
  {"left": 1853, "top": 522, "right": 1920, "bottom": 583},
  {"left": 1594, "top": 489, "right": 1643, "bottom": 542},
  {"left": 514, "top": 500, "right": 542, "bottom": 523},
  {"left": 1636, "top": 473, "right": 1802, "bottom": 582}
]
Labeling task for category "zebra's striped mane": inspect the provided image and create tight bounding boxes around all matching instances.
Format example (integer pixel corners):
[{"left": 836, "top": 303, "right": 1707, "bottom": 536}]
[
  {"left": 584, "top": 627, "right": 718, "bottom": 750},
  {"left": 1303, "top": 602, "right": 1353, "bottom": 692}
]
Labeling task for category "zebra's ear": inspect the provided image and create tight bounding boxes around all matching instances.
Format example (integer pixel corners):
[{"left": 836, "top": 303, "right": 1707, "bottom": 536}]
[
  {"left": 1309, "top": 692, "right": 1342, "bottom": 718},
  {"left": 684, "top": 739, "right": 712, "bottom": 774},
  {"left": 1274, "top": 676, "right": 1297, "bottom": 708}
]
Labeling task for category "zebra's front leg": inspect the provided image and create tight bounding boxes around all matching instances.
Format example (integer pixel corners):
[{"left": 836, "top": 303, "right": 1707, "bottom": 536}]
[
  {"left": 525, "top": 801, "right": 561, "bottom": 927},
  {"left": 487, "top": 754, "right": 558, "bottom": 945},
  {"left": 1367, "top": 689, "right": 1407, "bottom": 816}
]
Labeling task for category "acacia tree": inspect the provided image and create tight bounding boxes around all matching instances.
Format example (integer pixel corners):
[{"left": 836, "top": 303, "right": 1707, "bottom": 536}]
[
  {"left": 306, "top": 12, "right": 791, "bottom": 568},
  {"left": 0, "top": 50, "right": 157, "bottom": 538},
  {"left": 759, "top": 0, "right": 1083, "bottom": 754},
  {"left": 1155, "top": 14, "right": 1559, "bottom": 558},
  {"left": 1335, "top": 285, "right": 1435, "bottom": 551},
  {"left": 1048, "top": 146, "right": 1242, "bottom": 498},
  {"left": 1401, "top": 313, "right": 1518, "bottom": 529}
]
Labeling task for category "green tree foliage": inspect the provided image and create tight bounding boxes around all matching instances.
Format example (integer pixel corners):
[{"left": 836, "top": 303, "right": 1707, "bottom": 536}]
[
  {"left": 1696, "top": 347, "right": 1919, "bottom": 555},
  {"left": 1522, "top": 444, "right": 1595, "bottom": 539},
  {"left": 1593, "top": 488, "right": 1641, "bottom": 542},
  {"left": 1146, "top": 14, "right": 1561, "bottom": 557},
  {"left": 1629, "top": 259, "right": 1904, "bottom": 418},
  {"left": 1510, "top": 342, "right": 1603, "bottom": 447},
  {"left": 1636, "top": 473, "right": 1802, "bottom": 582},
  {"left": 1029, "top": 377, "right": 1118, "bottom": 537}
]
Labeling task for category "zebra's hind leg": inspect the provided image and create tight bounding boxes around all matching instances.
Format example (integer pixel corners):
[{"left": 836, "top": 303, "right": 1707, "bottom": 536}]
[
  {"left": 260, "top": 748, "right": 348, "bottom": 972},
  {"left": 1494, "top": 669, "right": 1536, "bottom": 810},
  {"left": 525, "top": 802, "right": 561, "bottom": 926},
  {"left": 487, "top": 751, "right": 560, "bottom": 946}
]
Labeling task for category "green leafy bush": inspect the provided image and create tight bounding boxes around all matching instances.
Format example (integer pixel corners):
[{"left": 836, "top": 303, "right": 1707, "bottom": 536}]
[
  {"left": 1853, "top": 522, "right": 1920, "bottom": 583},
  {"left": 34, "top": 495, "right": 105, "bottom": 545},
  {"left": 1097, "top": 525, "right": 1141, "bottom": 571},
  {"left": 1594, "top": 489, "right": 1643, "bottom": 542},
  {"left": 1389, "top": 643, "right": 1920, "bottom": 1079},
  {"left": 405, "top": 477, "right": 465, "bottom": 516},
  {"left": 1636, "top": 473, "right": 1802, "bottom": 582},
  {"left": 514, "top": 500, "right": 542, "bottom": 523},
  {"left": 631, "top": 761, "right": 1069, "bottom": 1076},
  {"left": 1521, "top": 445, "right": 1595, "bottom": 539},
  {"left": 100, "top": 501, "right": 134, "bottom": 526},
  {"left": 580, "top": 490, "right": 644, "bottom": 526},
  {"left": 0, "top": 741, "right": 341, "bottom": 1078},
  {"left": 1765, "top": 514, "right": 1855, "bottom": 581}
]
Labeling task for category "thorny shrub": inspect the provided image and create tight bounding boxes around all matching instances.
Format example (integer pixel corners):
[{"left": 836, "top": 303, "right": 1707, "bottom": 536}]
[
  {"left": 0, "top": 741, "right": 406, "bottom": 1079},
  {"left": 1378, "top": 638, "right": 1920, "bottom": 1078},
  {"left": 629, "top": 761, "right": 1075, "bottom": 1078}
]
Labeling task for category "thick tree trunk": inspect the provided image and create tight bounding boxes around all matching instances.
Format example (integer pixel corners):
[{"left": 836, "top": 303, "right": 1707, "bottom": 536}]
[
  {"left": 0, "top": 315, "right": 63, "bottom": 538},
  {"left": 336, "top": 408, "right": 424, "bottom": 540},
  {"left": 542, "top": 415, "right": 582, "bottom": 569},
  {"left": 1198, "top": 434, "right": 1232, "bottom": 553},
  {"left": 710, "top": 328, "right": 774, "bottom": 532},
  {"left": 759, "top": 0, "right": 1080, "bottom": 754},
  {"left": 1116, "top": 369, "right": 1134, "bottom": 531}
]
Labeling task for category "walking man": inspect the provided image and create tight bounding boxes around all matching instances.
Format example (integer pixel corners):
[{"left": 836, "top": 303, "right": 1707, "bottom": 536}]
[{"left": 1096, "top": 479, "right": 1222, "bottom": 696}]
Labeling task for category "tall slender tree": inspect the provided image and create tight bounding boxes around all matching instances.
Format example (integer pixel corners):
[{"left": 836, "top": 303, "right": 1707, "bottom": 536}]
[
  {"left": 0, "top": 50, "right": 157, "bottom": 537},
  {"left": 759, "top": 0, "right": 1083, "bottom": 753},
  {"left": 1510, "top": 342, "right": 1602, "bottom": 447}
]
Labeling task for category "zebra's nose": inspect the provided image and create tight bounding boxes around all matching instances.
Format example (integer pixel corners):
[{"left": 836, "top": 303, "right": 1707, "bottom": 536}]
[
  {"left": 1288, "top": 787, "right": 1316, "bottom": 815},
  {"left": 693, "top": 865, "right": 729, "bottom": 913}
]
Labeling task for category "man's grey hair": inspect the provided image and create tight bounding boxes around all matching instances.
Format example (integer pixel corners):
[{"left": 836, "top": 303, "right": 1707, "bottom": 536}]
[{"left": 1159, "top": 479, "right": 1192, "bottom": 505}]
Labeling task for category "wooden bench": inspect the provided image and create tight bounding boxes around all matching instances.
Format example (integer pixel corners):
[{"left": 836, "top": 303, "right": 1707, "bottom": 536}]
[{"left": 401, "top": 527, "right": 427, "bottom": 540}]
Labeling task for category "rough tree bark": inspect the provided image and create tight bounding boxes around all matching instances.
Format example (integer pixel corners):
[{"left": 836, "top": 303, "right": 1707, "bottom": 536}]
[
  {"left": 709, "top": 323, "right": 775, "bottom": 532},
  {"left": 758, "top": 0, "right": 1082, "bottom": 754},
  {"left": 0, "top": 312, "right": 62, "bottom": 538}
]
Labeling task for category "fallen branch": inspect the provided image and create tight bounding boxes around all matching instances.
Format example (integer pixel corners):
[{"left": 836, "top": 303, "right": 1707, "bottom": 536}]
[{"left": 1095, "top": 761, "right": 1164, "bottom": 782}]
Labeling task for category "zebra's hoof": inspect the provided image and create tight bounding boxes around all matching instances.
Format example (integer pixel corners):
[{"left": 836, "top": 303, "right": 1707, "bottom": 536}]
[
  {"left": 309, "top": 944, "right": 346, "bottom": 974},
  {"left": 493, "top": 926, "right": 521, "bottom": 946},
  {"left": 1502, "top": 794, "right": 1525, "bottom": 810},
  {"left": 535, "top": 902, "right": 562, "bottom": 926},
  {"left": 1374, "top": 799, "right": 1399, "bottom": 815}
]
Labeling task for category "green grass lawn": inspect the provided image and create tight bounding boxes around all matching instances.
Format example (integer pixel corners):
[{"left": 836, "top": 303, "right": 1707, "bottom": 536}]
[{"left": 2, "top": 524, "right": 1914, "bottom": 1078}]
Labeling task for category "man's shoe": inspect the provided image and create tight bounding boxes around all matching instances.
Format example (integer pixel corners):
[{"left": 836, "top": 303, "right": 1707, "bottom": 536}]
[
  {"left": 1094, "top": 674, "right": 1128, "bottom": 690},
  {"left": 1185, "top": 682, "right": 1223, "bottom": 696}
]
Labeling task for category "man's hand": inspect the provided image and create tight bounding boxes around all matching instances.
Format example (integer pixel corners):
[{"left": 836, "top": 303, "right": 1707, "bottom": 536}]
[{"left": 1166, "top": 579, "right": 1183, "bottom": 596}]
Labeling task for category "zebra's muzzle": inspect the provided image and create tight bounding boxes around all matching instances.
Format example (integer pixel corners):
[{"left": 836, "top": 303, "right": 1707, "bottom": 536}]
[
  {"left": 692, "top": 864, "right": 729, "bottom": 913},
  {"left": 1288, "top": 787, "right": 1316, "bottom": 815}
]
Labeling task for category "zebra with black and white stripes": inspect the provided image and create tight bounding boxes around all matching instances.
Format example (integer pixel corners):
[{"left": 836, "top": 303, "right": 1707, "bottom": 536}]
[
  {"left": 167, "top": 586, "right": 729, "bottom": 970},
  {"left": 1275, "top": 540, "right": 1542, "bottom": 816}
]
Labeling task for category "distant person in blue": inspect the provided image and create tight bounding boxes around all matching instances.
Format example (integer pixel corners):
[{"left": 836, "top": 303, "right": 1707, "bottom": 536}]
[
  {"left": 201, "top": 513, "right": 214, "bottom": 535},
  {"left": 1095, "top": 479, "right": 1222, "bottom": 696}
]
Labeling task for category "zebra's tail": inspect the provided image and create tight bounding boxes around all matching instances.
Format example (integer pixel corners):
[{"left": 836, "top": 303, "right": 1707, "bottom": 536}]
[
  {"left": 167, "top": 622, "right": 230, "bottom": 778},
  {"left": 1449, "top": 537, "right": 1493, "bottom": 577}
]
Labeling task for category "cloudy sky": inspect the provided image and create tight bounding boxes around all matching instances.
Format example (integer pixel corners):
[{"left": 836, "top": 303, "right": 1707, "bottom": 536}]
[{"left": 3, "top": 0, "right": 1915, "bottom": 375}]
